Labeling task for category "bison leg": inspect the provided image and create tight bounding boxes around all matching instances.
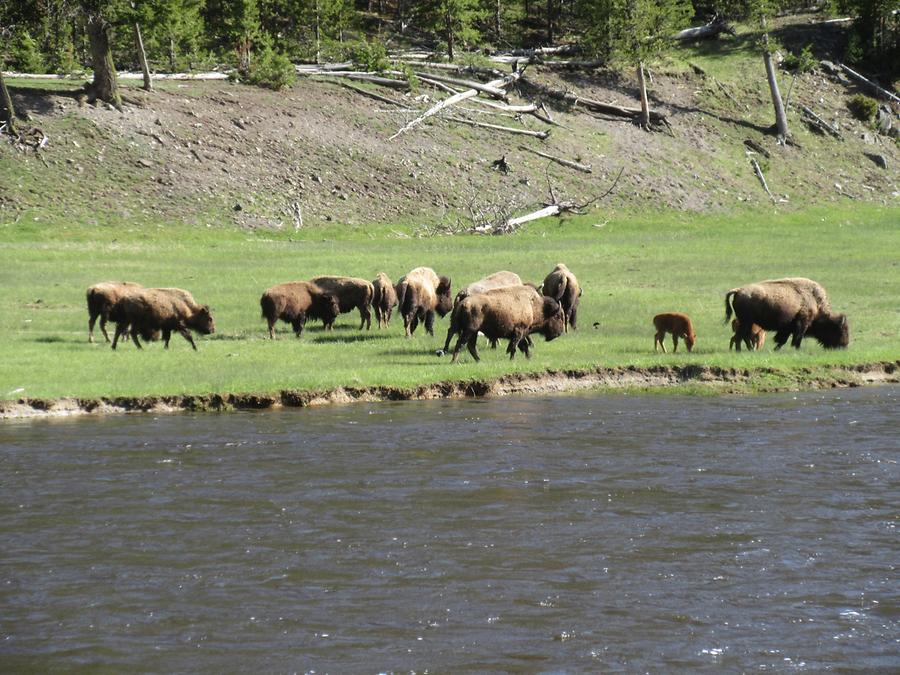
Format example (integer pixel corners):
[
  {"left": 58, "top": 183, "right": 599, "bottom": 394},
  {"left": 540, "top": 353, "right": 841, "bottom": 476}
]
[
  {"left": 111, "top": 323, "right": 127, "bottom": 350},
  {"left": 773, "top": 329, "right": 790, "bottom": 350},
  {"left": 267, "top": 317, "right": 277, "bottom": 340},
  {"left": 359, "top": 304, "right": 372, "bottom": 331},
  {"left": 424, "top": 310, "right": 435, "bottom": 336},
  {"left": 88, "top": 314, "right": 97, "bottom": 343},
  {"left": 163, "top": 329, "right": 172, "bottom": 348},
  {"left": 654, "top": 331, "right": 667, "bottom": 353},
  {"left": 408, "top": 312, "right": 420, "bottom": 336},
  {"left": 441, "top": 324, "right": 456, "bottom": 354},
  {"left": 129, "top": 325, "right": 143, "bottom": 350},
  {"left": 672, "top": 333, "right": 680, "bottom": 353},
  {"left": 466, "top": 333, "right": 480, "bottom": 361},
  {"left": 179, "top": 328, "right": 198, "bottom": 351},
  {"left": 451, "top": 330, "right": 470, "bottom": 363},
  {"left": 569, "top": 305, "right": 578, "bottom": 330},
  {"left": 292, "top": 315, "right": 307, "bottom": 338}
]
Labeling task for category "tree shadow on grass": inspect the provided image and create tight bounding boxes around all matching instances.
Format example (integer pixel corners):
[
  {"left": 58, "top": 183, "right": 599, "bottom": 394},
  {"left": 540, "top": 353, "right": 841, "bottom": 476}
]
[
  {"left": 8, "top": 84, "right": 83, "bottom": 118},
  {"left": 311, "top": 333, "right": 392, "bottom": 345}
]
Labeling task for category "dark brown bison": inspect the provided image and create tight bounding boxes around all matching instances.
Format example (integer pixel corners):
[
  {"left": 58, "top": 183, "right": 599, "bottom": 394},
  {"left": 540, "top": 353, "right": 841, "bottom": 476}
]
[
  {"left": 395, "top": 267, "right": 453, "bottom": 337},
  {"left": 541, "top": 263, "right": 582, "bottom": 331},
  {"left": 440, "top": 271, "right": 524, "bottom": 353},
  {"left": 111, "top": 287, "right": 215, "bottom": 351},
  {"left": 371, "top": 272, "right": 398, "bottom": 329},
  {"left": 260, "top": 281, "right": 340, "bottom": 339},
  {"left": 86, "top": 281, "right": 143, "bottom": 343},
  {"left": 729, "top": 318, "right": 766, "bottom": 351},
  {"left": 653, "top": 312, "right": 697, "bottom": 353},
  {"left": 310, "top": 276, "right": 375, "bottom": 330},
  {"left": 724, "top": 277, "right": 849, "bottom": 350},
  {"left": 447, "top": 285, "right": 565, "bottom": 363}
]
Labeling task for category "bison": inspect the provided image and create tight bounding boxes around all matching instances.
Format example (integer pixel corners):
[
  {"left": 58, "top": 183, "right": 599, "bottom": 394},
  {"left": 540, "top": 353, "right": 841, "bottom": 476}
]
[
  {"left": 371, "top": 272, "right": 398, "bottom": 329},
  {"left": 724, "top": 277, "right": 849, "bottom": 350},
  {"left": 111, "top": 287, "right": 215, "bottom": 351},
  {"left": 653, "top": 312, "right": 697, "bottom": 353},
  {"left": 729, "top": 318, "right": 766, "bottom": 351},
  {"left": 541, "top": 263, "right": 582, "bottom": 331},
  {"left": 260, "top": 281, "right": 340, "bottom": 339},
  {"left": 310, "top": 275, "right": 375, "bottom": 330},
  {"left": 395, "top": 267, "right": 453, "bottom": 337},
  {"left": 447, "top": 285, "right": 565, "bottom": 363},
  {"left": 440, "top": 271, "right": 524, "bottom": 353},
  {"left": 86, "top": 281, "right": 143, "bottom": 343}
]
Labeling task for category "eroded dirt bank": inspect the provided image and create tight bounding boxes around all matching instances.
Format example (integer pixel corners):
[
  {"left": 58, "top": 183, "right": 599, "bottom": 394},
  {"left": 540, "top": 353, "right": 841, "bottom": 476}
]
[{"left": 2, "top": 362, "right": 898, "bottom": 420}]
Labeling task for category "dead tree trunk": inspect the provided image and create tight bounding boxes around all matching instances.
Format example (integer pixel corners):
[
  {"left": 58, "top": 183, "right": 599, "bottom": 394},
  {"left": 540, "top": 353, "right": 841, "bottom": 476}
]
[
  {"left": 0, "top": 70, "right": 17, "bottom": 135},
  {"left": 637, "top": 61, "right": 651, "bottom": 130},
  {"left": 169, "top": 35, "right": 177, "bottom": 72},
  {"left": 762, "top": 22, "right": 788, "bottom": 141},
  {"left": 134, "top": 22, "right": 152, "bottom": 91},
  {"left": 87, "top": 16, "right": 122, "bottom": 109}
]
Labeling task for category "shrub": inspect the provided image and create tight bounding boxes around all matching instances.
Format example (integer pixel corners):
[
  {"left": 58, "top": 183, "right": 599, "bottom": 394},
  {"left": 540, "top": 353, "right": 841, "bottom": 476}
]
[
  {"left": 847, "top": 94, "right": 878, "bottom": 122},
  {"left": 244, "top": 48, "right": 297, "bottom": 91},
  {"left": 350, "top": 39, "right": 389, "bottom": 73},
  {"left": 10, "top": 31, "right": 46, "bottom": 73},
  {"left": 783, "top": 44, "right": 816, "bottom": 74}
]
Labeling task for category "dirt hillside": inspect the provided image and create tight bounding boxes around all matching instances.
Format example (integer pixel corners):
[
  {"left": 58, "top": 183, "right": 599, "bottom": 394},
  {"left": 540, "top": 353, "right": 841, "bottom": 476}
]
[{"left": 2, "top": 15, "right": 897, "bottom": 230}]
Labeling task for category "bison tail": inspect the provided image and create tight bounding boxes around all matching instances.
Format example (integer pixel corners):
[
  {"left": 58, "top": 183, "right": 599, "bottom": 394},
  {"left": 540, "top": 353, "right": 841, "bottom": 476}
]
[
  {"left": 724, "top": 290, "right": 736, "bottom": 324},
  {"left": 260, "top": 293, "right": 275, "bottom": 320},
  {"left": 398, "top": 281, "right": 414, "bottom": 318}
]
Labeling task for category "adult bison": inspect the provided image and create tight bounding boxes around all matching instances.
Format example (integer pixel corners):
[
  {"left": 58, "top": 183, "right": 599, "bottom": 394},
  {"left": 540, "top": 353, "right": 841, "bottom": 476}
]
[
  {"left": 724, "top": 277, "right": 849, "bottom": 351},
  {"left": 371, "top": 272, "right": 398, "bottom": 329},
  {"left": 310, "top": 276, "right": 375, "bottom": 330},
  {"left": 447, "top": 285, "right": 565, "bottom": 363},
  {"left": 86, "top": 281, "right": 143, "bottom": 343},
  {"left": 395, "top": 267, "right": 453, "bottom": 337},
  {"left": 111, "top": 287, "right": 215, "bottom": 351},
  {"left": 260, "top": 281, "right": 340, "bottom": 339},
  {"left": 541, "top": 263, "right": 582, "bottom": 331},
  {"left": 440, "top": 270, "right": 524, "bottom": 353}
]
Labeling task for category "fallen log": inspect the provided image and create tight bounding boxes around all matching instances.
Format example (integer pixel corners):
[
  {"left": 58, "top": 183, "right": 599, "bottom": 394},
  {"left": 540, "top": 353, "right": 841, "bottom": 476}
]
[
  {"left": 390, "top": 88, "right": 478, "bottom": 139},
  {"left": 505, "top": 167, "right": 623, "bottom": 228},
  {"left": 445, "top": 115, "right": 549, "bottom": 139},
  {"left": 521, "top": 77, "right": 669, "bottom": 125},
  {"left": 749, "top": 157, "right": 775, "bottom": 202},
  {"left": 300, "top": 70, "right": 411, "bottom": 89},
  {"left": 519, "top": 145, "right": 592, "bottom": 173},
  {"left": 412, "top": 71, "right": 508, "bottom": 100},
  {"left": 743, "top": 138, "right": 770, "bottom": 158},
  {"left": 338, "top": 82, "right": 411, "bottom": 108},
  {"left": 470, "top": 98, "right": 537, "bottom": 113},
  {"left": 673, "top": 17, "right": 735, "bottom": 41},
  {"left": 800, "top": 105, "right": 842, "bottom": 138},
  {"left": 839, "top": 63, "right": 900, "bottom": 105}
]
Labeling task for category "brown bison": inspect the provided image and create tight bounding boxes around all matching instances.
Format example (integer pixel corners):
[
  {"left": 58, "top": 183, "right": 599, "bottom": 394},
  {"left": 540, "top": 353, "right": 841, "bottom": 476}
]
[
  {"left": 86, "top": 281, "right": 143, "bottom": 343},
  {"left": 724, "top": 277, "right": 849, "bottom": 350},
  {"left": 310, "top": 276, "right": 375, "bottom": 330},
  {"left": 440, "top": 271, "right": 524, "bottom": 353},
  {"left": 371, "top": 272, "right": 398, "bottom": 329},
  {"left": 395, "top": 267, "right": 453, "bottom": 337},
  {"left": 541, "top": 263, "right": 582, "bottom": 331},
  {"left": 729, "top": 318, "right": 766, "bottom": 351},
  {"left": 447, "top": 285, "right": 565, "bottom": 363},
  {"left": 111, "top": 287, "right": 215, "bottom": 351},
  {"left": 260, "top": 281, "right": 340, "bottom": 339},
  {"left": 653, "top": 312, "right": 697, "bottom": 353}
]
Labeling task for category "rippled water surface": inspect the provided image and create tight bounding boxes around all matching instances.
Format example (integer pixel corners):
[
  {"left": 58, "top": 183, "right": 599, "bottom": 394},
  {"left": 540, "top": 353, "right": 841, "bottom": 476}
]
[{"left": 2, "top": 387, "right": 898, "bottom": 671}]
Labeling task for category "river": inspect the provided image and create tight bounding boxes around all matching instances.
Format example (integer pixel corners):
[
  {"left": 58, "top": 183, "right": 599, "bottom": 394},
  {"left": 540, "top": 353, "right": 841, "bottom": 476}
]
[{"left": 1, "top": 387, "right": 897, "bottom": 671}]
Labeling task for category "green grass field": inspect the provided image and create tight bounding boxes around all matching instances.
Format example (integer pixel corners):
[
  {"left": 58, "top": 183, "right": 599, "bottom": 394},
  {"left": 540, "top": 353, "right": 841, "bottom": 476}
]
[{"left": 1, "top": 203, "right": 898, "bottom": 401}]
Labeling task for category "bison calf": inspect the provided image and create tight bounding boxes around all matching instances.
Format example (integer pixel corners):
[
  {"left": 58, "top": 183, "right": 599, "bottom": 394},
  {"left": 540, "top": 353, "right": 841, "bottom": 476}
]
[
  {"left": 653, "top": 312, "right": 696, "bottom": 353},
  {"left": 310, "top": 275, "right": 374, "bottom": 330},
  {"left": 112, "top": 287, "right": 215, "bottom": 351},
  {"left": 86, "top": 281, "right": 143, "bottom": 343},
  {"left": 541, "top": 263, "right": 582, "bottom": 332},
  {"left": 371, "top": 272, "right": 398, "bottom": 329},
  {"left": 729, "top": 318, "right": 765, "bottom": 351},
  {"left": 260, "top": 281, "right": 340, "bottom": 339},
  {"left": 449, "top": 286, "right": 565, "bottom": 363}
]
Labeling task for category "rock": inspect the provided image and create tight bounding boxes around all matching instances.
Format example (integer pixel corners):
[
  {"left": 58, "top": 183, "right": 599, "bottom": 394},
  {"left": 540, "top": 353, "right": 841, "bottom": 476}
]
[
  {"left": 877, "top": 109, "right": 893, "bottom": 134},
  {"left": 233, "top": 202, "right": 243, "bottom": 211},
  {"left": 137, "top": 158, "right": 153, "bottom": 168},
  {"left": 865, "top": 153, "right": 888, "bottom": 170},
  {"left": 861, "top": 132, "right": 874, "bottom": 145},
  {"left": 819, "top": 60, "right": 839, "bottom": 76}
]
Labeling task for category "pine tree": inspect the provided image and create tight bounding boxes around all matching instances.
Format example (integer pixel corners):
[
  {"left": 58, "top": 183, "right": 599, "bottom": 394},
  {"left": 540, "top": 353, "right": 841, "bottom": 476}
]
[{"left": 419, "top": 0, "right": 484, "bottom": 60}]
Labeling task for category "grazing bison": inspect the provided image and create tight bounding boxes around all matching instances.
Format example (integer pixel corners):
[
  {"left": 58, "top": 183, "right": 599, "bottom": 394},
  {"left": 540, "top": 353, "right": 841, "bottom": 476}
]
[
  {"left": 448, "top": 285, "right": 565, "bottom": 363},
  {"left": 440, "top": 271, "right": 524, "bottom": 353},
  {"left": 86, "top": 281, "right": 143, "bottom": 343},
  {"left": 653, "top": 312, "right": 697, "bottom": 353},
  {"left": 541, "top": 263, "right": 582, "bottom": 331},
  {"left": 260, "top": 281, "right": 340, "bottom": 339},
  {"left": 729, "top": 318, "right": 766, "bottom": 351},
  {"left": 724, "top": 277, "right": 849, "bottom": 350},
  {"left": 310, "top": 276, "right": 375, "bottom": 330},
  {"left": 395, "top": 267, "right": 453, "bottom": 337},
  {"left": 112, "top": 287, "right": 215, "bottom": 351},
  {"left": 371, "top": 272, "right": 398, "bottom": 329}
]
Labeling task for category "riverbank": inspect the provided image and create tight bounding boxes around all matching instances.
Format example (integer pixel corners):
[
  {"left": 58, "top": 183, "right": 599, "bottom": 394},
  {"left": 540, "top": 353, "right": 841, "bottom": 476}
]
[{"left": 3, "top": 361, "right": 897, "bottom": 419}]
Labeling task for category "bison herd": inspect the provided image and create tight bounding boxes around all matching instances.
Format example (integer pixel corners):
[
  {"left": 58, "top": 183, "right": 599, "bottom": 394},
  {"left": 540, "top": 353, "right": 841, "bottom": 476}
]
[{"left": 86, "top": 270, "right": 849, "bottom": 360}]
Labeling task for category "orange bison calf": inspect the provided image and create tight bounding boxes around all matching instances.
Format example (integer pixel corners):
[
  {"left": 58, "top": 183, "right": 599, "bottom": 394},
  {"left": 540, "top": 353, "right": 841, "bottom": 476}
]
[
  {"left": 729, "top": 318, "right": 766, "bottom": 351},
  {"left": 112, "top": 287, "right": 215, "bottom": 351},
  {"left": 653, "top": 312, "right": 696, "bottom": 353},
  {"left": 86, "top": 281, "right": 143, "bottom": 343}
]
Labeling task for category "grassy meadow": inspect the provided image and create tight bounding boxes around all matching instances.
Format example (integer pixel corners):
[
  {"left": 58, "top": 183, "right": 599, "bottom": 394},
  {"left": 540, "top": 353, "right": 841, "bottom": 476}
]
[{"left": 1, "top": 203, "right": 898, "bottom": 401}]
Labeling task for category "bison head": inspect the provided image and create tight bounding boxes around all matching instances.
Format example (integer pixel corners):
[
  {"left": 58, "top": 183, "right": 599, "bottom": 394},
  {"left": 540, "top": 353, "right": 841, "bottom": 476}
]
[
  {"left": 808, "top": 313, "right": 849, "bottom": 349},
  {"left": 540, "top": 298, "right": 566, "bottom": 341},
  {"left": 435, "top": 276, "right": 453, "bottom": 317},
  {"left": 192, "top": 305, "right": 216, "bottom": 335}
]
